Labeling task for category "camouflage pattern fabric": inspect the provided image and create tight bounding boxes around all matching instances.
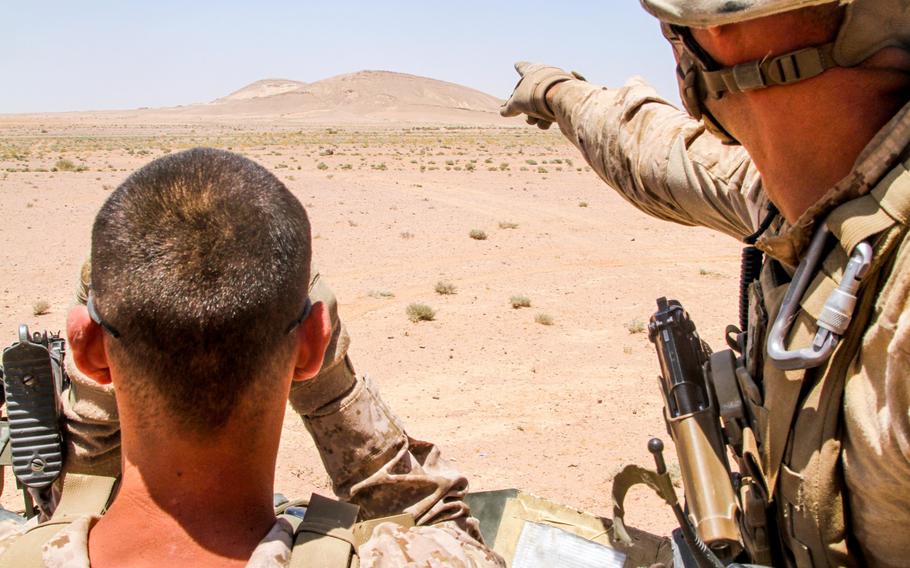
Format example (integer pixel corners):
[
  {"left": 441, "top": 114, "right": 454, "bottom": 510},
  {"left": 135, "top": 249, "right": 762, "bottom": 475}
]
[
  {"left": 550, "top": 77, "right": 910, "bottom": 567},
  {"left": 0, "top": 267, "right": 502, "bottom": 565},
  {"left": 0, "top": 513, "right": 501, "bottom": 567},
  {"left": 0, "top": 519, "right": 28, "bottom": 564}
]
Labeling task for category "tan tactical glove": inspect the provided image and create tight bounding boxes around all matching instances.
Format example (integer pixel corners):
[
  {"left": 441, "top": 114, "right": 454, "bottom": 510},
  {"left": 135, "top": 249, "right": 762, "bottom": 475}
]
[{"left": 500, "top": 62, "right": 584, "bottom": 130}]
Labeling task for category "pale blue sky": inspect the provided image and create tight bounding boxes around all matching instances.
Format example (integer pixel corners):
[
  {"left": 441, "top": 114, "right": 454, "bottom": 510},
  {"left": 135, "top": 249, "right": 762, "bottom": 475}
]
[{"left": 1, "top": 1, "right": 679, "bottom": 113}]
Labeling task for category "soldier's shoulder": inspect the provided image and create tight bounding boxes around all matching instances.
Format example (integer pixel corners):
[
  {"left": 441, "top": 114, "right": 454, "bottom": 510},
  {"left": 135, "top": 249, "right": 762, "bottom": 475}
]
[{"left": 0, "top": 515, "right": 26, "bottom": 558}]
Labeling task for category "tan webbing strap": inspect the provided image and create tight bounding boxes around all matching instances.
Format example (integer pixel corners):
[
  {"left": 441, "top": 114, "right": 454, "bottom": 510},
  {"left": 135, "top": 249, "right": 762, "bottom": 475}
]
[
  {"left": 872, "top": 159, "right": 910, "bottom": 224},
  {"left": 610, "top": 464, "right": 678, "bottom": 544},
  {"left": 289, "top": 493, "right": 359, "bottom": 568},
  {"left": 51, "top": 472, "right": 119, "bottom": 520},
  {"left": 827, "top": 194, "right": 893, "bottom": 255},
  {"left": 830, "top": 159, "right": 910, "bottom": 253},
  {"left": 0, "top": 473, "right": 119, "bottom": 567}
]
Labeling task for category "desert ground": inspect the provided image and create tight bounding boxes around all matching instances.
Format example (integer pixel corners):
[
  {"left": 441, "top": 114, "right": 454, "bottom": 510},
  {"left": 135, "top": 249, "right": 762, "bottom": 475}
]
[{"left": 0, "top": 72, "right": 743, "bottom": 538}]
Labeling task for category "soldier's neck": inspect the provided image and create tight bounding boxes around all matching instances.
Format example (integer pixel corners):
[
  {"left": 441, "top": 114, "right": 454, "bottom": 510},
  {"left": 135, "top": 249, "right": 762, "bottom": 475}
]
[
  {"left": 87, "top": 417, "right": 282, "bottom": 567},
  {"left": 742, "top": 65, "right": 910, "bottom": 224}
]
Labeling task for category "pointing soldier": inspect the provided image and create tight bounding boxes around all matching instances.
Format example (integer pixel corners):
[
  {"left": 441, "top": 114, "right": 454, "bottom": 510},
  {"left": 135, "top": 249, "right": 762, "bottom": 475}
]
[{"left": 504, "top": 1, "right": 910, "bottom": 566}]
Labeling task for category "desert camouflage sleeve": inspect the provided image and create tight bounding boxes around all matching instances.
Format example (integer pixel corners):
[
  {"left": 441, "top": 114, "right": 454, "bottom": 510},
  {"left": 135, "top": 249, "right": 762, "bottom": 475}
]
[
  {"left": 550, "top": 76, "right": 769, "bottom": 241},
  {"left": 304, "top": 376, "right": 504, "bottom": 566}
]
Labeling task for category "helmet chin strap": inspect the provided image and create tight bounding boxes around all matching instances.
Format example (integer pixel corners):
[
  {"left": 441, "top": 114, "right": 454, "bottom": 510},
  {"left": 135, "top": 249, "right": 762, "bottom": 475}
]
[
  {"left": 698, "top": 43, "right": 838, "bottom": 97},
  {"left": 662, "top": 22, "right": 840, "bottom": 145}
]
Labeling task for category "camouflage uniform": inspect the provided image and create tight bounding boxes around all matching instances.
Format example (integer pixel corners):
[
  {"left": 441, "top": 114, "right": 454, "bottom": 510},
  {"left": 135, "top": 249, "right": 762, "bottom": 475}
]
[
  {"left": 18, "top": 512, "right": 500, "bottom": 567},
  {"left": 0, "top": 265, "right": 504, "bottom": 567},
  {"left": 548, "top": 76, "right": 910, "bottom": 566}
]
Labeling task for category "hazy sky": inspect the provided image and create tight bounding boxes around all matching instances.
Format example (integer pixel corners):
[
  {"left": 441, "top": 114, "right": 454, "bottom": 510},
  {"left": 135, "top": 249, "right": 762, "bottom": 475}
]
[{"left": 1, "top": 1, "right": 680, "bottom": 113}]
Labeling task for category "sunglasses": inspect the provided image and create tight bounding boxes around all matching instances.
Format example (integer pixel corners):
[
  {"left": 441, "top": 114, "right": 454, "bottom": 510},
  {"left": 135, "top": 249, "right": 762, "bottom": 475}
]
[{"left": 87, "top": 291, "right": 312, "bottom": 339}]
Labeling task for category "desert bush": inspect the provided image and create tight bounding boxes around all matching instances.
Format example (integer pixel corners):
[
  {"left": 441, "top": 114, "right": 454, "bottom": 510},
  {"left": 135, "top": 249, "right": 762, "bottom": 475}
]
[
  {"left": 498, "top": 221, "right": 519, "bottom": 229},
  {"left": 469, "top": 229, "right": 487, "bottom": 240},
  {"left": 317, "top": 162, "right": 328, "bottom": 170},
  {"left": 435, "top": 281, "right": 457, "bottom": 295},
  {"left": 510, "top": 295, "right": 531, "bottom": 309},
  {"left": 407, "top": 303, "right": 436, "bottom": 322},
  {"left": 625, "top": 319, "right": 646, "bottom": 334},
  {"left": 32, "top": 300, "right": 50, "bottom": 316},
  {"left": 525, "top": 159, "right": 538, "bottom": 165},
  {"left": 535, "top": 313, "right": 554, "bottom": 326},
  {"left": 537, "top": 167, "right": 548, "bottom": 174},
  {"left": 579, "top": 201, "right": 589, "bottom": 208},
  {"left": 54, "top": 159, "right": 85, "bottom": 172},
  {"left": 400, "top": 231, "right": 414, "bottom": 240}
]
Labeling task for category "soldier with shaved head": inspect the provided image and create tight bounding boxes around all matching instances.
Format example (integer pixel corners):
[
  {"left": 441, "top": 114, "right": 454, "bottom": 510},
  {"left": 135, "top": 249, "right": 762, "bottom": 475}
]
[{"left": 0, "top": 148, "right": 504, "bottom": 567}]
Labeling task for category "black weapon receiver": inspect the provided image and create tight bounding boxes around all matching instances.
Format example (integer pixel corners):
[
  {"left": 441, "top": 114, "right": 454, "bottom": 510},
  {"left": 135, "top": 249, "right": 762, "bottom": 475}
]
[
  {"left": 648, "top": 297, "right": 711, "bottom": 418},
  {"left": 1, "top": 325, "right": 67, "bottom": 489}
]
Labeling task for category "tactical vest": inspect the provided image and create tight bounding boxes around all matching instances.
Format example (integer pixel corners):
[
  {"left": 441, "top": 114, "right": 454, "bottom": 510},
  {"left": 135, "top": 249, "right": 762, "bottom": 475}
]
[
  {"left": 0, "top": 472, "right": 412, "bottom": 567},
  {"left": 742, "top": 156, "right": 910, "bottom": 567}
]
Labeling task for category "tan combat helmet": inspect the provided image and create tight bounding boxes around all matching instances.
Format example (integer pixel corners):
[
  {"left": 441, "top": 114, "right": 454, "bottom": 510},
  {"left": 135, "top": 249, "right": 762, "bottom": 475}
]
[{"left": 640, "top": 0, "right": 910, "bottom": 143}]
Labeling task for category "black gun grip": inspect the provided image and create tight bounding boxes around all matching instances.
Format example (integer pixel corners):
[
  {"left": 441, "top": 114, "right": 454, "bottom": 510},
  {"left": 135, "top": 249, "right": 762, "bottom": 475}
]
[{"left": 1, "top": 328, "right": 65, "bottom": 489}]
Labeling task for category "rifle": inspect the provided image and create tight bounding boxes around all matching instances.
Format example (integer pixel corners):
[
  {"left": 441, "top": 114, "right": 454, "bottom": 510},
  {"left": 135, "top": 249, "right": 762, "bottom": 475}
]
[
  {"left": 611, "top": 298, "right": 771, "bottom": 567},
  {"left": 0, "top": 325, "right": 69, "bottom": 519}
]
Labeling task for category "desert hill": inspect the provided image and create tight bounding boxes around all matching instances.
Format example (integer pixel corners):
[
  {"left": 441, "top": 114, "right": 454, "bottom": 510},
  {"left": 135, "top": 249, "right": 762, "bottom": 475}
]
[
  {"left": 216, "top": 79, "right": 309, "bottom": 102},
  {"left": 0, "top": 70, "right": 511, "bottom": 127},
  {"left": 180, "top": 70, "right": 506, "bottom": 125}
]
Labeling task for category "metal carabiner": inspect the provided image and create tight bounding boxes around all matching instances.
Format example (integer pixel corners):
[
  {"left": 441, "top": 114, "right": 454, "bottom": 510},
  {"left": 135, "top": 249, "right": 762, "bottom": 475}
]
[{"left": 766, "top": 222, "right": 873, "bottom": 370}]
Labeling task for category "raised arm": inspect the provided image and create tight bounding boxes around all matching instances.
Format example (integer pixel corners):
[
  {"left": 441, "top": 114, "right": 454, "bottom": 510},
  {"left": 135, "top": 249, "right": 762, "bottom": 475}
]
[{"left": 503, "top": 63, "right": 769, "bottom": 241}]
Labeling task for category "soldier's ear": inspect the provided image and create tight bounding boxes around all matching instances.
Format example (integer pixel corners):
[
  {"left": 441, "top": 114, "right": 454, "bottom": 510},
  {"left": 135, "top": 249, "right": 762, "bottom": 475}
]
[
  {"left": 292, "top": 301, "right": 331, "bottom": 382},
  {"left": 66, "top": 304, "right": 113, "bottom": 385}
]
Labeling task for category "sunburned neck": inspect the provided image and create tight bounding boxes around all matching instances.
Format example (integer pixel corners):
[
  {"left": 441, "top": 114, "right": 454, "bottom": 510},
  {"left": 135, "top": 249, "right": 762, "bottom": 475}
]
[
  {"left": 87, "top": 429, "right": 280, "bottom": 567},
  {"left": 745, "top": 68, "right": 910, "bottom": 224}
]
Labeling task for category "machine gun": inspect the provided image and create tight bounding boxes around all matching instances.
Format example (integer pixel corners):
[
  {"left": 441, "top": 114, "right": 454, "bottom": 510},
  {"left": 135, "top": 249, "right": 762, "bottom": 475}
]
[
  {"left": 649, "top": 298, "right": 742, "bottom": 565},
  {"left": 0, "top": 325, "right": 69, "bottom": 519},
  {"left": 612, "top": 298, "right": 770, "bottom": 567}
]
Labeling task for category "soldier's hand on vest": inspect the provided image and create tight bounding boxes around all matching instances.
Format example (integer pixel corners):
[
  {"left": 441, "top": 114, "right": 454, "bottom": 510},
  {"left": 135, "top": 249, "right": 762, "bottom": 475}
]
[{"left": 500, "top": 62, "right": 583, "bottom": 128}]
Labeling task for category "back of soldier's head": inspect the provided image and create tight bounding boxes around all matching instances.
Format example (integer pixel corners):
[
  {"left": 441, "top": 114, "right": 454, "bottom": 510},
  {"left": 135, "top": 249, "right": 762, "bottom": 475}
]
[{"left": 90, "top": 147, "right": 311, "bottom": 434}]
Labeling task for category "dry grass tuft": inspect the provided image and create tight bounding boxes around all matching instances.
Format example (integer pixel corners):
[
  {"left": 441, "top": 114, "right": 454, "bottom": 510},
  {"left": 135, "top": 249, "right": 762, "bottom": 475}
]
[
  {"left": 32, "top": 300, "right": 51, "bottom": 316},
  {"left": 435, "top": 281, "right": 457, "bottom": 295},
  {"left": 535, "top": 313, "right": 554, "bottom": 326},
  {"left": 510, "top": 295, "right": 532, "bottom": 309},
  {"left": 406, "top": 303, "right": 436, "bottom": 322}
]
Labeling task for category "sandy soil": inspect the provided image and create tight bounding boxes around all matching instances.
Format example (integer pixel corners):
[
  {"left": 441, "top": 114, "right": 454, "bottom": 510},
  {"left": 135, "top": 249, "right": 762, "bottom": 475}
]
[{"left": 0, "top": 120, "right": 743, "bottom": 538}]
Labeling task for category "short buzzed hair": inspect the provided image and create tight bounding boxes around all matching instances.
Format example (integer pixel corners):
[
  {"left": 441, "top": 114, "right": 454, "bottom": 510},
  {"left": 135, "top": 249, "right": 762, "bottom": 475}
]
[{"left": 91, "top": 148, "right": 311, "bottom": 433}]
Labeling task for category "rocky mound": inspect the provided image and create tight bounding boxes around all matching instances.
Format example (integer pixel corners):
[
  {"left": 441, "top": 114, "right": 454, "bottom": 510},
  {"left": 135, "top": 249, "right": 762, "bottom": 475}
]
[{"left": 190, "top": 70, "right": 505, "bottom": 124}]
